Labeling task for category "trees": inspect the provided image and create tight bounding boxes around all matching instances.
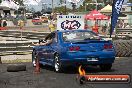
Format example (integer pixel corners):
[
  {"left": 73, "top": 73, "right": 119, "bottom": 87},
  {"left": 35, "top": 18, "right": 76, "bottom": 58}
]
[
  {"left": 78, "top": 0, "right": 102, "bottom": 12},
  {"left": 59, "top": 0, "right": 63, "bottom": 4},
  {"left": 77, "top": 0, "right": 114, "bottom": 12},
  {"left": 129, "top": 0, "right": 132, "bottom": 3},
  {"left": 54, "top": 6, "right": 71, "bottom": 14}
]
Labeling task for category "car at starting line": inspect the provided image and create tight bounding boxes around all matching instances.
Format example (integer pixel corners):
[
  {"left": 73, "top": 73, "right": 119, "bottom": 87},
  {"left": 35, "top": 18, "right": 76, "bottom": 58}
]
[{"left": 32, "top": 29, "right": 116, "bottom": 72}]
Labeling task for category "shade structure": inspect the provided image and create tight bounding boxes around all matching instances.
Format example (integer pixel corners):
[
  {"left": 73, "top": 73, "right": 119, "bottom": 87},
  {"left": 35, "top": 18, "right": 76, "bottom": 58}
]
[
  {"left": 85, "top": 10, "right": 109, "bottom": 20},
  {"left": 0, "top": 1, "right": 19, "bottom": 10},
  {"left": 100, "top": 4, "right": 112, "bottom": 12}
]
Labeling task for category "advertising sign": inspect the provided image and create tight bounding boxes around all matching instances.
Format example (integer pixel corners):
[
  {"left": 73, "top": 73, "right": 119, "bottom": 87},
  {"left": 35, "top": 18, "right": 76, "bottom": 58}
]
[{"left": 57, "top": 15, "right": 84, "bottom": 30}]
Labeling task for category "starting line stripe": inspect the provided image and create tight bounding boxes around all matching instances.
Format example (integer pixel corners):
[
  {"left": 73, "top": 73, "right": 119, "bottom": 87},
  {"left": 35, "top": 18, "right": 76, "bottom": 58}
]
[
  {"left": 0, "top": 52, "right": 32, "bottom": 56},
  {"left": 2, "top": 59, "right": 32, "bottom": 63},
  {"left": 16, "top": 52, "right": 32, "bottom": 55}
]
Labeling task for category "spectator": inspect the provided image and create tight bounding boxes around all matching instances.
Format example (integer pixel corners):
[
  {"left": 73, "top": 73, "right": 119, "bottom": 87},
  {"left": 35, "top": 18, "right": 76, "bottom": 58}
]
[
  {"left": 92, "top": 23, "right": 99, "bottom": 34},
  {"left": 0, "top": 14, "right": 2, "bottom": 19},
  {"left": 32, "top": 39, "right": 53, "bottom": 46},
  {"left": 32, "top": 33, "right": 55, "bottom": 46},
  {"left": 102, "top": 24, "right": 107, "bottom": 33},
  {"left": 0, "top": 20, "right": 1, "bottom": 27},
  {"left": 49, "top": 21, "right": 55, "bottom": 32},
  {"left": 49, "top": 13, "right": 53, "bottom": 20},
  {"left": 125, "top": 23, "right": 130, "bottom": 28},
  {"left": 84, "top": 24, "right": 89, "bottom": 29},
  {"left": 3, "top": 20, "right": 7, "bottom": 27}
]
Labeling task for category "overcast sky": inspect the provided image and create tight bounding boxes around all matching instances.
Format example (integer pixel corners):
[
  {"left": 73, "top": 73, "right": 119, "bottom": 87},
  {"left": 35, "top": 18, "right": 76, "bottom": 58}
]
[
  {"left": 25, "top": 0, "right": 84, "bottom": 11},
  {"left": 27, "top": 0, "right": 128, "bottom": 12}
]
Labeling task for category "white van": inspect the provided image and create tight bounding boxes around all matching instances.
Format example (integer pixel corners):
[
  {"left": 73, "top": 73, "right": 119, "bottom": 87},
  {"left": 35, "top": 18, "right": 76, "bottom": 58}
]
[{"left": 26, "top": 13, "right": 33, "bottom": 19}]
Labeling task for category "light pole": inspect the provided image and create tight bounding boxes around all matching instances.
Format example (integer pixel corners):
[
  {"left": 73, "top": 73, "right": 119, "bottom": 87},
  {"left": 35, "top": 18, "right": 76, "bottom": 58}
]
[
  {"left": 52, "top": 0, "right": 54, "bottom": 13},
  {"left": 71, "top": 2, "right": 76, "bottom": 13},
  {"left": 42, "top": 2, "right": 47, "bottom": 14},
  {"left": 64, "top": 0, "right": 67, "bottom": 14},
  {"left": 85, "top": 3, "right": 88, "bottom": 12}
]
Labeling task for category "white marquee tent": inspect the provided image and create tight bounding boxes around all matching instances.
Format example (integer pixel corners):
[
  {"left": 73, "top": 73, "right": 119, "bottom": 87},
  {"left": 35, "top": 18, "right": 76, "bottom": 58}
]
[
  {"left": 0, "top": 0, "right": 19, "bottom": 10},
  {"left": 100, "top": 4, "right": 112, "bottom": 12}
]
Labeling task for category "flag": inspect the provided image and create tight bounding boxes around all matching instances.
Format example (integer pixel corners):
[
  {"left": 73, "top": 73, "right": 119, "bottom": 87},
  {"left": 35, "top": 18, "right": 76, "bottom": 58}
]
[{"left": 110, "top": 0, "right": 124, "bottom": 37}]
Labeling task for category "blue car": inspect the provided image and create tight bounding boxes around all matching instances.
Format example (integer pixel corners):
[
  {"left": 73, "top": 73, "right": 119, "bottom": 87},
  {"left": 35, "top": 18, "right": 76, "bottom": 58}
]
[{"left": 32, "top": 29, "right": 115, "bottom": 72}]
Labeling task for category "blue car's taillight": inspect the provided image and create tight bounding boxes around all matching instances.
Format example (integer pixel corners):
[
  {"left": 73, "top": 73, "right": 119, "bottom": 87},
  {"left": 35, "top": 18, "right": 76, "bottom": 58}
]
[
  {"left": 104, "top": 44, "right": 113, "bottom": 49},
  {"left": 69, "top": 46, "right": 80, "bottom": 51}
]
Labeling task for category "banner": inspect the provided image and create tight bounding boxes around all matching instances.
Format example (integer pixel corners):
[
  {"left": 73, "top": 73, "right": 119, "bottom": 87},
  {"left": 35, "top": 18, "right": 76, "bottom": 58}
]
[
  {"left": 57, "top": 15, "right": 84, "bottom": 30},
  {"left": 110, "top": 0, "right": 124, "bottom": 36}
]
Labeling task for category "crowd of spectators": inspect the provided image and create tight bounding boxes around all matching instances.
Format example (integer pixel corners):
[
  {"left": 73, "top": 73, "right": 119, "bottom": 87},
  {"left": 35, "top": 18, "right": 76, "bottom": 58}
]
[
  {"left": 0, "top": 14, "right": 7, "bottom": 27},
  {"left": 117, "top": 19, "right": 131, "bottom": 28}
]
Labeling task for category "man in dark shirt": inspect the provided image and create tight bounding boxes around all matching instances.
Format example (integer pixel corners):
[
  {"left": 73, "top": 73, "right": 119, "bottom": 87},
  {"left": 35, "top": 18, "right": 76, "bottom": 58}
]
[{"left": 32, "top": 33, "right": 55, "bottom": 46}]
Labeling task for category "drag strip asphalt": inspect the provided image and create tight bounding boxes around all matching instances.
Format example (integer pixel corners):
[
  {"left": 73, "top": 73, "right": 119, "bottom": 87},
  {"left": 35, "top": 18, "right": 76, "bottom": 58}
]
[{"left": 0, "top": 57, "right": 132, "bottom": 88}]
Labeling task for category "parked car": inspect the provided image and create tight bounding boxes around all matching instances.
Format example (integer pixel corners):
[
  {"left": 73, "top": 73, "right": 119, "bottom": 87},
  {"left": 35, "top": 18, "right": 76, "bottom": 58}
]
[
  {"left": 32, "top": 18, "right": 42, "bottom": 25},
  {"left": 40, "top": 16, "right": 48, "bottom": 23},
  {"left": 32, "top": 29, "right": 116, "bottom": 72}
]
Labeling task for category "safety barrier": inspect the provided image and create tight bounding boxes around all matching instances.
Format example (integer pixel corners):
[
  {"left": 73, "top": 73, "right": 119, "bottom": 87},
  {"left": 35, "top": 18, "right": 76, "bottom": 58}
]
[
  {"left": 0, "top": 42, "right": 33, "bottom": 56},
  {"left": 0, "top": 29, "right": 132, "bottom": 57},
  {"left": 113, "top": 40, "right": 132, "bottom": 57},
  {"left": 0, "top": 40, "right": 132, "bottom": 57},
  {"left": 0, "top": 27, "right": 8, "bottom": 30},
  {"left": 115, "top": 28, "right": 132, "bottom": 39}
]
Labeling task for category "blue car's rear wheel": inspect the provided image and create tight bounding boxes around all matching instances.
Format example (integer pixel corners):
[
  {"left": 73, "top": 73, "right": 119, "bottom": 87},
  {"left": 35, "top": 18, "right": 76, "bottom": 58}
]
[{"left": 54, "top": 54, "right": 62, "bottom": 72}]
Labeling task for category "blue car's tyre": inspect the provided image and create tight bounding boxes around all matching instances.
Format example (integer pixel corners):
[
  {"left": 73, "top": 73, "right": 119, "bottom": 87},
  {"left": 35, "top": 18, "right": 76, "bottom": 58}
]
[
  {"left": 54, "top": 54, "right": 62, "bottom": 72},
  {"left": 100, "top": 64, "right": 112, "bottom": 71},
  {"left": 32, "top": 51, "right": 36, "bottom": 67}
]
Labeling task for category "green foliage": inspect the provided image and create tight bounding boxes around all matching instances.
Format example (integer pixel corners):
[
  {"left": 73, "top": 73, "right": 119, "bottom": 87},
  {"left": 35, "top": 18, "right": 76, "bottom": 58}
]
[
  {"left": 78, "top": 0, "right": 113, "bottom": 12},
  {"left": 54, "top": 6, "right": 72, "bottom": 14},
  {"left": 78, "top": 0, "right": 97, "bottom": 12},
  {"left": 0, "top": 0, "right": 2, "bottom": 3},
  {"left": 60, "top": 0, "right": 63, "bottom": 4},
  {"left": 129, "top": 0, "right": 132, "bottom": 3}
]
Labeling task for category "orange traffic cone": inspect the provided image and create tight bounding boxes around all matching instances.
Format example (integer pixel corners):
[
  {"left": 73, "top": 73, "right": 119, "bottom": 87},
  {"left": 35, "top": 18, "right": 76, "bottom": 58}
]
[{"left": 34, "top": 57, "right": 40, "bottom": 74}]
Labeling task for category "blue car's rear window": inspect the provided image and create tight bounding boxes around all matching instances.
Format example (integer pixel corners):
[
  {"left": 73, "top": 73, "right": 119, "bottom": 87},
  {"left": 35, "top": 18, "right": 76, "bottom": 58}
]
[{"left": 62, "top": 31, "right": 100, "bottom": 42}]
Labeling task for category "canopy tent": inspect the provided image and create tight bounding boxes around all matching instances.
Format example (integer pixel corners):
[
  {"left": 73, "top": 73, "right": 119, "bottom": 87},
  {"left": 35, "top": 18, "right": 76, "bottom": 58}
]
[
  {"left": 85, "top": 10, "right": 109, "bottom": 20},
  {"left": 0, "top": 5, "right": 10, "bottom": 10},
  {"left": 100, "top": 4, "right": 112, "bottom": 12},
  {"left": 0, "top": 1, "right": 19, "bottom": 10}
]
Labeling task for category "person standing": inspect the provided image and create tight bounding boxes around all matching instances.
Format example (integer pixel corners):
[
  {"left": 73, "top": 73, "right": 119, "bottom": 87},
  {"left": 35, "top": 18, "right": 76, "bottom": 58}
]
[
  {"left": 92, "top": 23, "right": 99, "bottom": 34},
  {"left": 48, "top": 21, "right": 55, "bottom": 32},
  {"left": 3, "top": 20, "right": 7, "bottom": 27},
  {"left": 102, "top": 24, "right": 107, "bottom": 33},
  {"left": 0, "top": 20, "right": 1, "bottom": 27}
]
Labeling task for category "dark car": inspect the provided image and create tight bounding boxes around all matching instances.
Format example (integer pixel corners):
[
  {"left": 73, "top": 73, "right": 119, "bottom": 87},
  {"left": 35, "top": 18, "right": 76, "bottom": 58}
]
[{"left": 32, "top": 29, "right": 116, "bottom": 72}]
